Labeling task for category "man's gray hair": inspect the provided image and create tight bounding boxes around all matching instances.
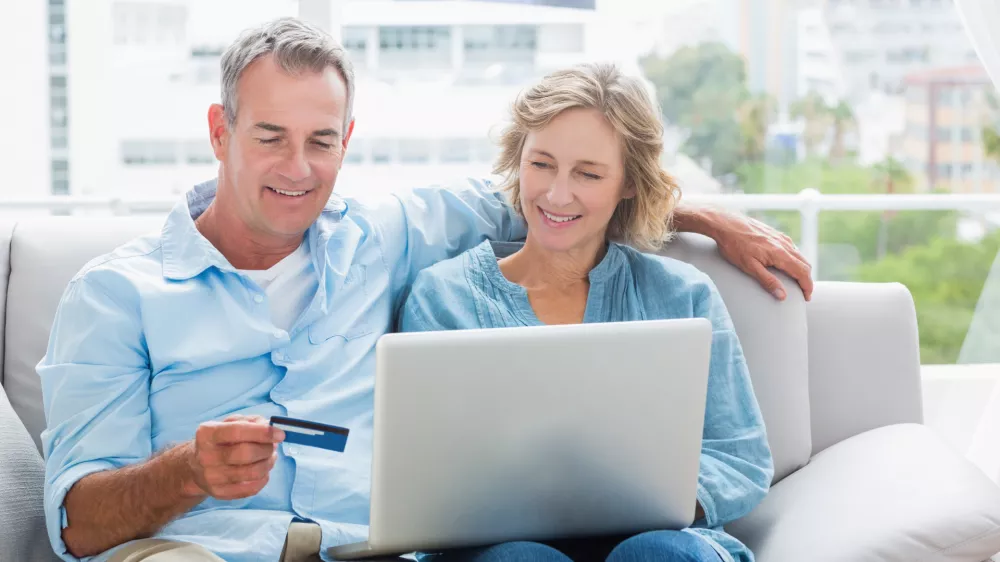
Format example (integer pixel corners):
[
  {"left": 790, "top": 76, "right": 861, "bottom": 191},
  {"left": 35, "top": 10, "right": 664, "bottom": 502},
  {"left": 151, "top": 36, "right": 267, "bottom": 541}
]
[{"left": 220, "top": 17, "right": 355, "bottom": 130}]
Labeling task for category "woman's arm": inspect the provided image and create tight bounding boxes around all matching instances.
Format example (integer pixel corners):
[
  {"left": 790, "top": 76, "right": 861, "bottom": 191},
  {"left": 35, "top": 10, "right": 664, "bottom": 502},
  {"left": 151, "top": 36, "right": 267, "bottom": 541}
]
[{"left": 691, "top": 277, "right": 775, "bottom": 527}]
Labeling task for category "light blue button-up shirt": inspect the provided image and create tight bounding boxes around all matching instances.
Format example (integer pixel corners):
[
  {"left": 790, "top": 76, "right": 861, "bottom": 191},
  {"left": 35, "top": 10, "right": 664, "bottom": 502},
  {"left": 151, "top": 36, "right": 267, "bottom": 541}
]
[
  {"left": 399, "top": 241, "right": 775, "bottom": 562},
  {"left": 37, "top": 179, "right": 526, "bottom": 562}
]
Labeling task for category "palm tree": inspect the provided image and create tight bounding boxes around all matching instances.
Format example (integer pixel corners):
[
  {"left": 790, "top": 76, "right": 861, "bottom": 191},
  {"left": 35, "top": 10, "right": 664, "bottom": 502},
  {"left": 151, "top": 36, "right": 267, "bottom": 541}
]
[
  {"left": 871, "top": 157, "right": 914, "bottom": 259},
  {"left": 829, "top": 101, "right": 857, "bottom": 163},
  {"left": 790, "top": 92, "right": 831, "bottom": 158},
  {"left": 982, "top": 126, "right": 1000, "bottom": 162},
  {"left": 738, "top": 93, "right": 776, "bottom": 163}
]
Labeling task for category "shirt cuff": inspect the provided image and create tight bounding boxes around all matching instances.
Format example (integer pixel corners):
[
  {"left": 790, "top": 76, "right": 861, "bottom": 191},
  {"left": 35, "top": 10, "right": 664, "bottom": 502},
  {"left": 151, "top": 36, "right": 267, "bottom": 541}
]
[
  {"left": 696, "top": 480, "right": 719, "bottom": 528},
  {"left": 46, "top": 460, "right": 116, "bottom": 561}
]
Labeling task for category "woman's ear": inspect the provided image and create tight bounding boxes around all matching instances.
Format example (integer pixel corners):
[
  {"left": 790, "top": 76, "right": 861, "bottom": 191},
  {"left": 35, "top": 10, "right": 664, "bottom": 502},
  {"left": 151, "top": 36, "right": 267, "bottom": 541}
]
[{"left": 622, "top": 184, "right": 637, "bottom": 200}]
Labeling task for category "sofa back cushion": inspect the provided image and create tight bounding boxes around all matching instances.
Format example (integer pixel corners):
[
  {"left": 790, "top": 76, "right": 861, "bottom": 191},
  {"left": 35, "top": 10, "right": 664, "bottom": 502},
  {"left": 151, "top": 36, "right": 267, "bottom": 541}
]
[
  {"left": 5, "top": 217, "right": 163, "bottom": 451},
  {"left": 659, "top": 234, "right": 812, "bottom": 482}
]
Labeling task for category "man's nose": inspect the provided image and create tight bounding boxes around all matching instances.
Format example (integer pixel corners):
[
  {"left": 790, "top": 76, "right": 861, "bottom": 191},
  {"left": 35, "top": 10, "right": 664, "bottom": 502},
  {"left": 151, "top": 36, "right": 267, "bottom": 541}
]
[{"left": 275, "top": 147, "right": 311, "bottom": 182}]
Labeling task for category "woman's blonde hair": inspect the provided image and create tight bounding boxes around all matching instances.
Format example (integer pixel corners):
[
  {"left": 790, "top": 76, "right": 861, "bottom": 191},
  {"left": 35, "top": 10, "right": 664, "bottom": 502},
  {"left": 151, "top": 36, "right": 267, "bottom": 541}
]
[{"left": 493, "top": 62, "right": 681, "bottom": 250}]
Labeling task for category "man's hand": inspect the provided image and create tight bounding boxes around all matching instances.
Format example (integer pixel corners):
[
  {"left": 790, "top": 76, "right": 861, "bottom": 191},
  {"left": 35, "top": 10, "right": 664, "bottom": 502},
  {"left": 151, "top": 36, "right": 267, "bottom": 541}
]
[
  {"left": 183, "top": 415, "right": 285, "bottom": 500},
  {"left": 674, "top": 206, "right": 814, "bottom": 301}
]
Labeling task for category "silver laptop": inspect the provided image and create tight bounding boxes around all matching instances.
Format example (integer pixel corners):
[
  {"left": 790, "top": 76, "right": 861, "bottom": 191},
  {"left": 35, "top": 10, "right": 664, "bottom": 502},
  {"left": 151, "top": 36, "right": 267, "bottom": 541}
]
[{"left": 330, "top": 318, "right": 713, "bottom": 560}]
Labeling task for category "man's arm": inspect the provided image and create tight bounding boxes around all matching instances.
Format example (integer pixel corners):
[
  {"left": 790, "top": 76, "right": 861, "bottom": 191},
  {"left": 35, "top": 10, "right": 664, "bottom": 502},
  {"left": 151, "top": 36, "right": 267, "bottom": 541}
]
[
  {"left": 377, "top": 178, "right": 527, "bottom": 304},
  {"left": 60, "top": 418, "right": 282, "bottom": 558},
  {"left": 38, "top": 276, "right": 282, "bottom": 560},
  {"left": 60, "top": 444, "right": 202, "bottom": 558},
  {"left": 673, "top": 204, "right": 814, "bottom": 301}
]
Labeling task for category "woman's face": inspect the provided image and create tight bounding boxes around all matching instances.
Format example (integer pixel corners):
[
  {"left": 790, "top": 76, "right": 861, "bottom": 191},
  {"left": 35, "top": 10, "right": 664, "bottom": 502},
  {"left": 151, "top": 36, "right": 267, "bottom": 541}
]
[{"left": 518, "top": 107, "right": 634, "bottom": 255}]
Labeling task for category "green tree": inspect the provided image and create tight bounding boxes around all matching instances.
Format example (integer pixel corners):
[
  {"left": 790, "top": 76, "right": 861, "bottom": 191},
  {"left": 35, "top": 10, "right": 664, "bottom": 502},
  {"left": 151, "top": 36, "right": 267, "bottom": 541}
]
[
  {"left": 738, "top": 93, "right": 777, "bottom": 163},
  {"left": 829, "top": 101, "right": 857, "bottom": 163},
  {"left": 871, "top": 157, "right": 914, "bottom": 259},
  {"left": 642, "top": 43, "right": 749, "bottom": 177},
  {"left": 790, "top": 92, "right": 830, "bottom": 157},
  {"left": 857, "top": 231, "right": 1000, "bottom": 364}
]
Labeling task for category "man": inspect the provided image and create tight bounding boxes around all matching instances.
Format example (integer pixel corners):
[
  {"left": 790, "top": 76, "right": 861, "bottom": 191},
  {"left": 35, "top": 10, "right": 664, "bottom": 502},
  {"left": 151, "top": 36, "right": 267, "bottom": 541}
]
[{"left": 38, "top": 17, "right": 812, "bottom": 562}]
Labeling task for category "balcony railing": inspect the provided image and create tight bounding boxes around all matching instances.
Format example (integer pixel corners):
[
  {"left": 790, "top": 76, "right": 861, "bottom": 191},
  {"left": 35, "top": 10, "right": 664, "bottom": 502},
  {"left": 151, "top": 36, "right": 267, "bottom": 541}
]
[{"left": 5, "top": 190, "right": 1000, "bottom": 278}]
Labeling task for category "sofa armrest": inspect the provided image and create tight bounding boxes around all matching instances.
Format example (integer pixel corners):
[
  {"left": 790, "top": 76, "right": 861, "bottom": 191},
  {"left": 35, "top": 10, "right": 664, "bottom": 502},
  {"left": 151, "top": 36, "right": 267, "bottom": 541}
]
[
  {"left": 0, "top": 384, "right": 56, "bottom": 561},
  {"left": 807, "top": 282, "right": 923, "bottom": 455}
]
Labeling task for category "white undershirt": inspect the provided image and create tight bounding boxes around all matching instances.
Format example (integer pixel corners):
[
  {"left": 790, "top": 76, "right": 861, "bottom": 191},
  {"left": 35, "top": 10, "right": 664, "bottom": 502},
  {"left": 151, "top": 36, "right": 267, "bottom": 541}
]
[{"left": 239, "top": 239, "right": 317, "bottom": 332}]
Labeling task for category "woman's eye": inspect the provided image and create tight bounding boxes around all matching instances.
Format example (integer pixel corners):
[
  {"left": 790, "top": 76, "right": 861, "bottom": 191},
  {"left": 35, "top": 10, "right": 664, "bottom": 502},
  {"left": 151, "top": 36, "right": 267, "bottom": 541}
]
[{"left": 530, "top": 161, "right": 551, "bottom": 169}]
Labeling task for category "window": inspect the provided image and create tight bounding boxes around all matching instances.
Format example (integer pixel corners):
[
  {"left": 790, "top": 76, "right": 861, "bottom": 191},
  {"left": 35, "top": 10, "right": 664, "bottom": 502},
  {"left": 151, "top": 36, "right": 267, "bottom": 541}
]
[
  {"left": 473, "top": 138, "right": 498, "bottom": 163},
  {"left": 440, "top": 138, "right": 472, "bottom": 163},
  {"left": 344, "top": 138, "right": 365, "bottom": 164},
  {"left": 371, "top": 138, "right": 393, "bottom": 164},
  {"left": 3, "top": 0, "right": 996, "bottom": 375},
  {"left": 122, "top": 140, "right": 178, "bottom": 165},
  {"left": 399, "top": 139, "right": 430, "bottom": 164},
  {"left": 183, "top": 141, "right": 215, "bottom": 165}
]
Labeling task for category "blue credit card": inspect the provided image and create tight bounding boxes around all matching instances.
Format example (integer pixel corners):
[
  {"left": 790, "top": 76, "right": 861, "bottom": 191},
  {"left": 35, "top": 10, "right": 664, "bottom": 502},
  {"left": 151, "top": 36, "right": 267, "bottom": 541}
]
[{"left": 270, "top": 415, "right": 350, "bottom": 453}]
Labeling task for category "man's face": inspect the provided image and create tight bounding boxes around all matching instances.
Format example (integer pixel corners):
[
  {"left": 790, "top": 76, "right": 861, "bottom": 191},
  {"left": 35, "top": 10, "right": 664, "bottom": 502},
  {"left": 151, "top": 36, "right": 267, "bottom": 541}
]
[{"left": 210, "top": 55, "right": 353, "bottom": 240}]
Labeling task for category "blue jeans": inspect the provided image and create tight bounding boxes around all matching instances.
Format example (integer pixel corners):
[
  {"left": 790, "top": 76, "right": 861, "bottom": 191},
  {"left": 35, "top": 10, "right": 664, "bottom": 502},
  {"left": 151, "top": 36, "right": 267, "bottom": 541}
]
[{"left": 427, "top": 530, "right": 722, "bottom": 562}]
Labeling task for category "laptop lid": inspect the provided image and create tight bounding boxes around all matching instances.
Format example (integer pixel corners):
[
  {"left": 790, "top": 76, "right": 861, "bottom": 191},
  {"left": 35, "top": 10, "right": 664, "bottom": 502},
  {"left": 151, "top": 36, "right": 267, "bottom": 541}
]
[{"left": 368, "top": 318, "right": 712, "bottom": 553}]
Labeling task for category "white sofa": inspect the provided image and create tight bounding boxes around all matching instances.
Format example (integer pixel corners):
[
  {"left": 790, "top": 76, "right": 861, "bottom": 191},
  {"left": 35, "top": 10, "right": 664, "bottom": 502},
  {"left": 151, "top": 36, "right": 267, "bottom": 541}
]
[{"left": 2, "top": 217, "right": 1000, "bottom": 562}]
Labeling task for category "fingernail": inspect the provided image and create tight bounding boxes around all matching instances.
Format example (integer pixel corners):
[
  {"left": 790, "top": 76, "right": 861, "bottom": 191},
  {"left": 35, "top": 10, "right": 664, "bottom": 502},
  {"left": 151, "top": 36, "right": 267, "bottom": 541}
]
[
  {"left": 273, "top": 428, "right": 285, "bottom": 441},
  {"left": 773, "top": 288, "right": 786, "bottom": 300}
]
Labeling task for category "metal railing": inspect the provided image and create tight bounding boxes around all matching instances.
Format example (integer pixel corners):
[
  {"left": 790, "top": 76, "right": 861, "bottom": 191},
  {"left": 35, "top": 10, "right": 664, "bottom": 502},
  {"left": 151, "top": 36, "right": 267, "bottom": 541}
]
[{"left": 3, "top": 189, "right": 1000, "bottom": 277}]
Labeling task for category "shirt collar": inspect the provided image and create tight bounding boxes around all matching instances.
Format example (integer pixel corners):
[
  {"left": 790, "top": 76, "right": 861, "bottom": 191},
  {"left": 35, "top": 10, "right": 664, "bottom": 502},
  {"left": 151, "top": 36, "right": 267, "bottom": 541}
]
[{"left": 160, "top": 178, "right": 349, "bottom": 281}]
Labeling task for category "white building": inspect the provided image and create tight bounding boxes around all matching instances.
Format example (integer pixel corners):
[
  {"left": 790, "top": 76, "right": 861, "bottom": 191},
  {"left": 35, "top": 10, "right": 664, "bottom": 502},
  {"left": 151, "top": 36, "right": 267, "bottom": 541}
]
[
  {"left": 9, "top": 0, "right": 721, "bottom": 204},
  {"left": 795, "top": 7, "right": 844, "bottom": 103},
  {"left": 1, "top": 1, "right": 58, "bottom": 200},
  {"left": 824, "top": 0, "right": 981, "bottom": 103}
]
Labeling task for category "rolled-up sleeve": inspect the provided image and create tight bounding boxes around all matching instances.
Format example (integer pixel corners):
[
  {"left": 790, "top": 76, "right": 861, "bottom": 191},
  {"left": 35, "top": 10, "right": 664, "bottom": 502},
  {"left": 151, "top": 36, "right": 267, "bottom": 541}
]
[
  {"left": 378, "top": 178, "right": 527, "bottom": 302},
  {"left": 37, "top": 275, "right": 152, "bottom": 561},
  {"left": 693, "top": 278, "right": 774, "bottom": 528}
]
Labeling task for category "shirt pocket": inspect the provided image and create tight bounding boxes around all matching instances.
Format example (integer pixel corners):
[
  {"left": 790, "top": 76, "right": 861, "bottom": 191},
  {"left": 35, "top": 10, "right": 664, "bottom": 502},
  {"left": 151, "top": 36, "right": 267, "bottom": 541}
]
[{"left": 308, "top": 265, "right": 375, "bottom": 342}]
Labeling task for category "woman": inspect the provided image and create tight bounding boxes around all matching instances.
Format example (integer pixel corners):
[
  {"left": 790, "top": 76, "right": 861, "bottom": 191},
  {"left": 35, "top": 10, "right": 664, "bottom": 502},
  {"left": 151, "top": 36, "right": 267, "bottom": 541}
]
[{"left": 398, "top": 63, "right": 773, "bottom": 562}]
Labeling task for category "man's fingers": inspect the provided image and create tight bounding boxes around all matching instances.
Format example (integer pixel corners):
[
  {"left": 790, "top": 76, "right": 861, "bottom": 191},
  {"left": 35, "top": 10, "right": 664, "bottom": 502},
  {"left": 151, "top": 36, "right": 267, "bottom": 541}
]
[
  {"left": 750, "top": 262, "right": 786, "bottom": 300},
  {"left": 204, "top": 454, "right": 276, "bottom": 487},
  {"left": 211, "top": 478, "right": 270, "bottom": 501},
  {"left": 219, "top": 442, "right": 276, "bottom": 466},
  {"left": 201, "top": 420, "right": 282, "bottom": 445},
  {"left": 222, "top": 455, "right": 276, "bottom": 484},
  {"left": 769, "top": 250, "right": 814, "bottom": 302}
]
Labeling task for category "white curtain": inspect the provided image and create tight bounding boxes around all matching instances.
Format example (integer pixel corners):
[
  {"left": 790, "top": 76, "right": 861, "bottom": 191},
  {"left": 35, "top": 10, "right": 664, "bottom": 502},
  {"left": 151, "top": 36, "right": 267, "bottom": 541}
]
[
  {"left": 953, "top": 0, "right": 1000, "bottom": 482},
  {"left": 955, "top": 0, "right": 1000, "bottom": 89}
]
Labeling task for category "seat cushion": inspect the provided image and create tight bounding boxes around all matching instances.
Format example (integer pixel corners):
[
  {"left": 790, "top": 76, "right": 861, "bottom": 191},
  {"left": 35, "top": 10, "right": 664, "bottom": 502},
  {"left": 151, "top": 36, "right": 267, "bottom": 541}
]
[
  {"left": 5, "top": 217, "right": 164, "bottom": 451},
  {"left": 728, "top": 424, "right": 1000, "bottom": 562},
  {"left": 659, "top": 233, "right": 812, "bottom": 483}
]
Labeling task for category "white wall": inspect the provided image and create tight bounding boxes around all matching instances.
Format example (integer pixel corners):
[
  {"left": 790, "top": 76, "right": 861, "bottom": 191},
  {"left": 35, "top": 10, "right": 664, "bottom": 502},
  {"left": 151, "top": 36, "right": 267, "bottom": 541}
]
[
  {"left": 0, "top": 1, "right": 50, "bottom": 199},
  {"left": 68, "top": 0, "right": 116, "bottom": 196}
]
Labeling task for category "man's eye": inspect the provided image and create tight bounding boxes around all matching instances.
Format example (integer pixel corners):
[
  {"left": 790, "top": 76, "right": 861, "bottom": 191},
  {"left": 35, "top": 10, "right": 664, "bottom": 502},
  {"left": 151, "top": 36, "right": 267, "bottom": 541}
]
[
  {"left": 257, "top": 138, "right": 280, "bottom": 145},
  {"left": 312, "top": 141, "right": 334, "bottom": 149}
]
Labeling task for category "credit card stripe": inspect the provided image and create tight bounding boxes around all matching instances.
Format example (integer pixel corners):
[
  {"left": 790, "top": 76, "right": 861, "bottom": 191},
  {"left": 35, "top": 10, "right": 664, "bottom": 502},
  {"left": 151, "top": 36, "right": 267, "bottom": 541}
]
[
  {"left": 270, "top": 416, "right": 350, "bottom": 436},
  {"left": 273, "top": 423, "right": 323, "bottom": 436}
]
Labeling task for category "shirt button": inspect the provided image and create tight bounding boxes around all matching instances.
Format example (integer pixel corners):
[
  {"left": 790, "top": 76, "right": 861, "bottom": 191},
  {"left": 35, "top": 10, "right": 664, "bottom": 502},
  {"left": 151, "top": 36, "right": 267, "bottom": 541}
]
[
  {"left": 273, "top": 329, "right": 286, "bottom": 339},
  {"left": 253, "top": 294, "right": 264, "bottom": 304},
  {"left": 286, "top": 445, "right": 298, "bottom": 455}
]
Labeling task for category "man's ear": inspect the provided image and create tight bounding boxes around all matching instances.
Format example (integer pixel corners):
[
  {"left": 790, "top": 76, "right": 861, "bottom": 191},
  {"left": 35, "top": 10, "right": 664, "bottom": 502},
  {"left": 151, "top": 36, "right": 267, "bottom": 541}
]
[
  {"left": 208, "top": 104, "right": 228, "bottom": 161},
  {"left": 339, "top": 118, "right": 356, "bottom": 170}
]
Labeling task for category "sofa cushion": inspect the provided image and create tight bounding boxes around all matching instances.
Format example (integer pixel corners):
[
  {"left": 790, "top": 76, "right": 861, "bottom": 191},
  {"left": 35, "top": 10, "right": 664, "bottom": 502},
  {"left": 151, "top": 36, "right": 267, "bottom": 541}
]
[
  {"left": 5, "top": 217, "right": 164, "bottom": 451},
  {"left": 0, "top": 384, "right": 56, "bottom": 561},
  {"left": 659, "top": 233, "right": 811, "bottom": 483},
  {"left": 728, "top": 423, "right": 1000, "bottom": 562}
]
